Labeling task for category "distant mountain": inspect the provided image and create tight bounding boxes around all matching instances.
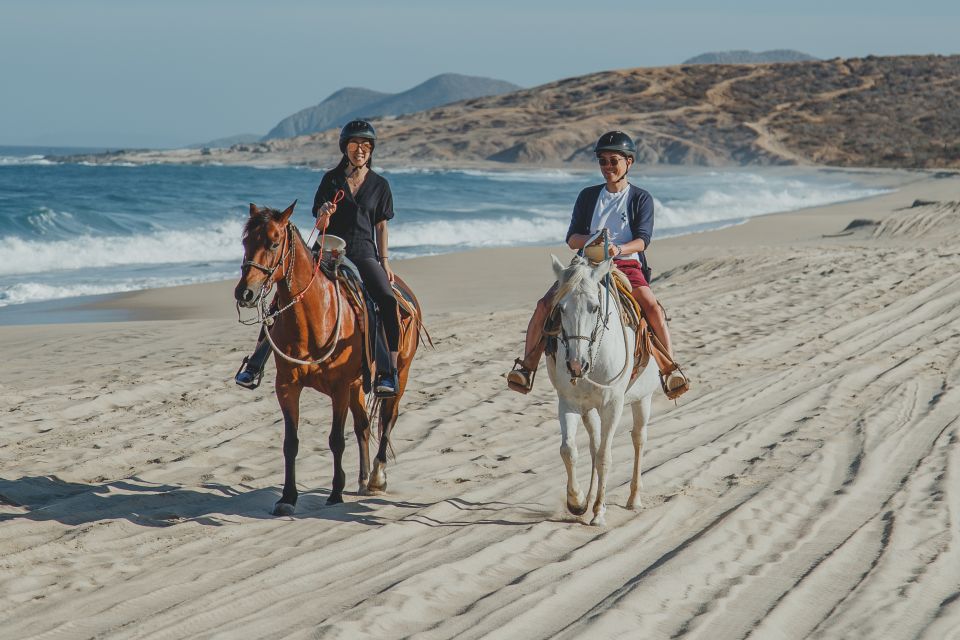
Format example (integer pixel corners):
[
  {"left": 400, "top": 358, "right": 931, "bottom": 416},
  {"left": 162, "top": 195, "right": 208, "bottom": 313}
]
[
  {"left": 187, "top": 133, "right": 262, "bottom": 149},
  {"left": 70, "top": 55, "right": 960, "bottom": 170},
  {"left": 264, "top": 87, "right": 390, "bottom": 140},
  {"left": 684, "top": 50, "right": 819, "bottom": 64},
  {"left": 262, "top": 73, "right": 521, "bottom": 140}
]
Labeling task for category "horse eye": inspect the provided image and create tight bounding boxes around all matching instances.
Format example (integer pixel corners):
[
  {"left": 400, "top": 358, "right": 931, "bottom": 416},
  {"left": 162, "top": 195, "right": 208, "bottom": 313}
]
[{"left": 270, "top": 241, "right": 280, "bottom": 250}]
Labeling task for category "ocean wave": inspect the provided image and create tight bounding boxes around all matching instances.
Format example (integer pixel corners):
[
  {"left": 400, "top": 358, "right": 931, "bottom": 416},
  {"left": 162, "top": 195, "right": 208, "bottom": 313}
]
[
  {"left": 655, "top": 183, "right": 889, "bottom": 229},
  {"left": 0, "top": 219, "right": 245, "bottom": 276},
  {"left": 0, "top": 155, "right": 56, "bottom": 166},
  {"left": 382, "top": 166, "right": 590, "bottom": 182},
  {"left": 78, "top": 161, "right": 139, "bottom": 168},
  {"left": 0, "top": 272, "right": 235, "bottom": 307},
  {"left": 25, "top": 207, "right": 77, "bottom": 235},
  {"left": 457, "top": 168, "right": 589, "bottom": 183},
  {"left": 412, "top": 203, "right": 569, "bottom": 218},
  {"left": 390, "top": 216, "right": 567, "bottom": 249}
]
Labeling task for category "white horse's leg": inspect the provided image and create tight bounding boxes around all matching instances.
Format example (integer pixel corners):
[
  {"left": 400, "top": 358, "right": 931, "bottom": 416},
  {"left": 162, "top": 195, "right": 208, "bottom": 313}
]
[
  {"left": 559, "top": 404, "right": 587, "bottom": 516},
  {"left": 583, "top": 408, "right": 601, "bottom": 515},
  {"left": 627, "top": 395, "right": 652, "bottom": 509},
  {"left": 590, "top": 400, "right": 624, "bottom": 526}
]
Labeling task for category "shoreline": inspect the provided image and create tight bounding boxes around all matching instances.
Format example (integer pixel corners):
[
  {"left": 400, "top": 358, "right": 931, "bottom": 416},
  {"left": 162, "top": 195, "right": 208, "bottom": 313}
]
[{"left": 0, "top": 167, "right": 944, "bottom": 326}]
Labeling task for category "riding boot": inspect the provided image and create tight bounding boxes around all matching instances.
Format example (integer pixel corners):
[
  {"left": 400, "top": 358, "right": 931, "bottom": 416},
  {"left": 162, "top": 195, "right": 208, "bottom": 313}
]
[
  {"left": 235, "top": 331, "right": 272, "bottom": 390},
  {"left": 507, "top": 337, "right": 546, "bottom": 394},
  {"left": 507, "top": 286, "right": 555, "bottom": 394}
]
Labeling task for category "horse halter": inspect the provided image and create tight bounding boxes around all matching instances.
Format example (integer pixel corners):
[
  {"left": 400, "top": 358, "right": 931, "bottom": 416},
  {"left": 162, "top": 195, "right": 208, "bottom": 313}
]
[
  {"left": 240, "top": 223, "right": 296, "bottom": 305},
  {"left": 242, "top": 223, "right": 292, "bottom": 280},
  {"left": 236, "top": 218, "right": 346, "bottom": 366},
  {"left": 558, "top": 284, "right": 609, "bottom": 381}
]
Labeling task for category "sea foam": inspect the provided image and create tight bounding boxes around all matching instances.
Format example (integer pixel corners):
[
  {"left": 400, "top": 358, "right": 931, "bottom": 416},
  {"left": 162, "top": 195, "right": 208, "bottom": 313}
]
[{"left": 1, "top": 219, "right": 244, "bottom": 276}]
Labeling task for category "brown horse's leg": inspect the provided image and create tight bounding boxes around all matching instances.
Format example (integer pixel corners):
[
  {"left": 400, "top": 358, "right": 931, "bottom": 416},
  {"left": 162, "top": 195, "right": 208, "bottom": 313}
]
[
  {"left": 350, "top": 383, "right": 372, "bottom": 494},
  {"left": 327, "top": 390, "right": 350, "bottom": 505},
  {"left": 369, "top": 396, "right": 398, "bottom": 494},
  {"left": 369, "top": 322, "right": 415, "bottom": 493},
  {"left": 274, "top": 384, "right": 303, "bottom": 516}
]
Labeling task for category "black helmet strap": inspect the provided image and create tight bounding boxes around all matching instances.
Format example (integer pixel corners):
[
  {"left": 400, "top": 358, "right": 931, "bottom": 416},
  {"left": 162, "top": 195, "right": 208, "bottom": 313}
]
[
  {"left": 345, "top": 154, "right": 371, "bottom": 172},
  {"left": 614, "top": 157, "right": 630, "bottom": 184}
]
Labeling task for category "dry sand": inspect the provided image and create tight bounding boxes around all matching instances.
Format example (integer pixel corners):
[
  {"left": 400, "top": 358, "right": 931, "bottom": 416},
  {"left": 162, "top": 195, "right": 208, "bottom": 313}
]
[{"left": 2, "top": 173, "right": 960, "bottom": 639}]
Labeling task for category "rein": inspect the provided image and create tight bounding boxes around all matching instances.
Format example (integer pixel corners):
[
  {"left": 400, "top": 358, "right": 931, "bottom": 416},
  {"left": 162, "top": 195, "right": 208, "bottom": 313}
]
[{"left": 237, "top": 222, "right": 343, "bottom": 366}]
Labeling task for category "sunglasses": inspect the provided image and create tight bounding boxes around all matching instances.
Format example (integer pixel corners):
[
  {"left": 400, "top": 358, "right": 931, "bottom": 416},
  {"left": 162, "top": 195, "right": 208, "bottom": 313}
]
[
  {"left": 597, "top": 156, "right": 624, "bottom": 167},
  {"left": 347, "top": 140, "right": 373, "bottom": 151}
]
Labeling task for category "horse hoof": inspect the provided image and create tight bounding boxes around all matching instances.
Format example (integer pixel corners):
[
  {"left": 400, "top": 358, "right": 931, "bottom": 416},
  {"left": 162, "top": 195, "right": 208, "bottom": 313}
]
[
  {"left": 627, "top": 497, "right": 642, "bottom": 510},
  {"left": 566, "top": 491, "right": 588, "bottom": 516},
  {"left": 567, "top": 500, "right": 588, "bottom": 516},
  {"left": 589, "top": 515, "right": 606, "bottom": 527},
  {"left": 273, "top": 501, "right": 295, "bottom": 516},
  {"left": 325, "top": 494, "right": 343, "bottom": 505},
  {"left": 366, "top": 482, "right": 387, "bottom": 495}
]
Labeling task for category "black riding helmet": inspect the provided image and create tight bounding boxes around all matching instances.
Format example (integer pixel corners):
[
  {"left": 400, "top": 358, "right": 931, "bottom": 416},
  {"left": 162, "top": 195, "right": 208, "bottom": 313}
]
[
  {"left": 339, "top": 119, "right": 377, "bottom": 154},
  {"left": 594, "top": 131, "right": 636, "bottom": 159}
]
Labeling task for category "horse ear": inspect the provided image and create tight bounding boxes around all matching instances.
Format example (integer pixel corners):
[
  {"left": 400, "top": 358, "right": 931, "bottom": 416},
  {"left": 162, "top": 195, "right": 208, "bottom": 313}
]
[
  {"left": 279, "top": 200, "right": 297, "bottom": 223},
  {"left": 551, "top": 254, "right": 566, "bottom": 280},
  {"left": 249, "top": 203, "right": 258, "bottom": 216},
  {"left": 593, "top": 258, "right": 613, "bottom": 283}
]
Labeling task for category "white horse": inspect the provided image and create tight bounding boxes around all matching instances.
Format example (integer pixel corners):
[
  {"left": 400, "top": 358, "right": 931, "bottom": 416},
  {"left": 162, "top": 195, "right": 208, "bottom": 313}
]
[{"left": 545, "top": 255, "right": 660, "bottom": 526}]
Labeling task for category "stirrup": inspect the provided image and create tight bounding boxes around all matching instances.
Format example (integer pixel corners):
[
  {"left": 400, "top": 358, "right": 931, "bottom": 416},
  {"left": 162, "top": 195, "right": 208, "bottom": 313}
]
[
  {"left": 374, "top": 369, "right": 398, "bottom": 398},
  {"left": 507, "top": 358, "right": 536, "bottom": 394},
  {"left": 234, "top": 356, "right": 264, "bottom": 390},
  {"left": 659, "top": 362, "right": 690, "bottom": 400}
]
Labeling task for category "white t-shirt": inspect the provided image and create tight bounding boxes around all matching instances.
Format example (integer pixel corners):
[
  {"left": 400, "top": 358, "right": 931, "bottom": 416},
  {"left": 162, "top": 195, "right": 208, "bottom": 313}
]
[{"left": 590, "top": 185, "right": 639, "bottom": 261}]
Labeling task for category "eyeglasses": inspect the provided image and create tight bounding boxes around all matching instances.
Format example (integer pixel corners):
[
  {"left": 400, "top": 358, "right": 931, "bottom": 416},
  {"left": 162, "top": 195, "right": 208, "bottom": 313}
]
[
  {"left": 347, "top": 140, "right": 373, "bottom": 151},
  {"left": 597, "top": 156, "right": 623, "bottom": 167}
]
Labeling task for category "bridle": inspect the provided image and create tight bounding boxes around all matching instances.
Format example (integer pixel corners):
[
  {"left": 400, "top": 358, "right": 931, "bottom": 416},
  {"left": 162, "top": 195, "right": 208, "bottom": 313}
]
[
  {"left": 555, "top": 277, "right": 632, "bottom": 389},
  {"left": 240, "top": 223, "right": 294, "bottom": 296},
  {"left": 558, "top": 284, "right": 609, "bottom": 383},
  {"left": 237, "top": 222, "right": 343, "bottom": 366}
]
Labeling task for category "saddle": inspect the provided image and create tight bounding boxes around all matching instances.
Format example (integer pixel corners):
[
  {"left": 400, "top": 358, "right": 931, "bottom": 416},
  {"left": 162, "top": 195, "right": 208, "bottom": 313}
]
[{"left": 318, "top": 250, "right": 428, "bottom": 393}]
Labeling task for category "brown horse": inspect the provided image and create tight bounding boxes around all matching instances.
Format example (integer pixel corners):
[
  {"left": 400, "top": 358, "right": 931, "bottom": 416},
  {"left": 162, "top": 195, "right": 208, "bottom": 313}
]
[{"left": 234, "top": 201, "right": 422, "bottom": 515}]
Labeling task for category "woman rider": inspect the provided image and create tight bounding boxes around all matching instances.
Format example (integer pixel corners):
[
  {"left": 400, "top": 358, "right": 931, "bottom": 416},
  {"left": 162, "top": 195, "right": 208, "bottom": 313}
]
[
  {"left": 235, "top": 119, "right": 402, "bottom": 396},
  {"left": 506, "top": 131, "right": 690, "bottom": 399}
]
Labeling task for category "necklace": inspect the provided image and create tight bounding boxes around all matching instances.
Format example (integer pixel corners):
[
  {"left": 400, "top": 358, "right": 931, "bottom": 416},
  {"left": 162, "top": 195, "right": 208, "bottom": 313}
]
[{"left": 346, "top": 165, "right": 368, "bottom": 195}]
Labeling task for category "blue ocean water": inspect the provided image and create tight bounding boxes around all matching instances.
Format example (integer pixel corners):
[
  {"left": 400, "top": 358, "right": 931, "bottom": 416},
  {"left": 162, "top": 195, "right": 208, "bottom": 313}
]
[{"left": 0, "top": 146, "right": 890, "bottom": 308}]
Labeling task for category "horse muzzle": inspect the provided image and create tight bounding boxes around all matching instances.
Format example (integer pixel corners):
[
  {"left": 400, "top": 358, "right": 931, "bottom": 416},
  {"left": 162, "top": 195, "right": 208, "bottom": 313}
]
[
  {"left": 234, "top": 283, "right": 259, "bottom": 308},
  {"left": 567, "top": 359, "right": 590, "bottom": 379}
]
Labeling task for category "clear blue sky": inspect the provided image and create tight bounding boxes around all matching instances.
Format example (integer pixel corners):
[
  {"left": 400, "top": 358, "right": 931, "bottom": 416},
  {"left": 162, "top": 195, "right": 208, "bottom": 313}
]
[{"left": 2, "top": 0, "right": 957, "bottom": 148}]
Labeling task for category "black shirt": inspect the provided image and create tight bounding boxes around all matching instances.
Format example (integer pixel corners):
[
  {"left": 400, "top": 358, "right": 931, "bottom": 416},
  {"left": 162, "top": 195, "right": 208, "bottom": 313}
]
[{"left": 312, "top": 165, "right": 395, "bottom": 260}]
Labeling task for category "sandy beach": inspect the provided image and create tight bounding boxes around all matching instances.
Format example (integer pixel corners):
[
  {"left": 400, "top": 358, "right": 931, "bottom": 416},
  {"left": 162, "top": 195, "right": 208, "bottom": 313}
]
[{"left": 2, "top": 171, "right": 960, "bottom": 639}]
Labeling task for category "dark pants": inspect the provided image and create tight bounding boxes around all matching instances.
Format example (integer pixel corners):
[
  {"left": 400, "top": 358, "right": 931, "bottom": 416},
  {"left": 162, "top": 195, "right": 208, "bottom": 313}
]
[{"left": 352, "top": 256, "right": 400, "bottom": 353}]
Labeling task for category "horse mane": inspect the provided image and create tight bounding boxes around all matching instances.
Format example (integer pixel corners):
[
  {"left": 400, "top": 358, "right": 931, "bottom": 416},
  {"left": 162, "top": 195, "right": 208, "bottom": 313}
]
[
  {"left": 243, "top": 207, "right": 298, "bottom": 241},
  {"left": 552, "top": 257, "right": 594, "bottom": 306},
  {"left": 243, "top": 209, "right": 311, "bottom": 264}
]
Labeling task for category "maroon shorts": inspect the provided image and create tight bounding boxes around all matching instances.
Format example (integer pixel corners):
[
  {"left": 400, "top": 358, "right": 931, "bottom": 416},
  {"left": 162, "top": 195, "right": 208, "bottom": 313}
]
[{"left": 613, "top": 258, "right": 648, "bottom": 289}]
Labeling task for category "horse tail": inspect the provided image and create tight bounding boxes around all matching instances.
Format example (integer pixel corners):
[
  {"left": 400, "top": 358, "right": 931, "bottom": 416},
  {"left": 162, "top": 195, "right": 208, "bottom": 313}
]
[{"left": 365, "top": 395, "right": 398, "bottom": 462}]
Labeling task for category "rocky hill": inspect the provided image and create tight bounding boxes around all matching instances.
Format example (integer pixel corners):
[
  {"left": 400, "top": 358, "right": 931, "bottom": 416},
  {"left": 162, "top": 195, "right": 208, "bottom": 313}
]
[
  {"left": 684, "top": 50, "right": 818, "bottom": 64},
  {"left": 262, "top": 74, "right": 520, "bottom": 140},
  {"left": 64, "top": 55, "right": 960, "bottom": 169},
  {"left": 263, "top": 87, "right": 390, "bottom": 140},
  {"left": 187, "top": 133, "right": 262, "bottom": 149}
]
